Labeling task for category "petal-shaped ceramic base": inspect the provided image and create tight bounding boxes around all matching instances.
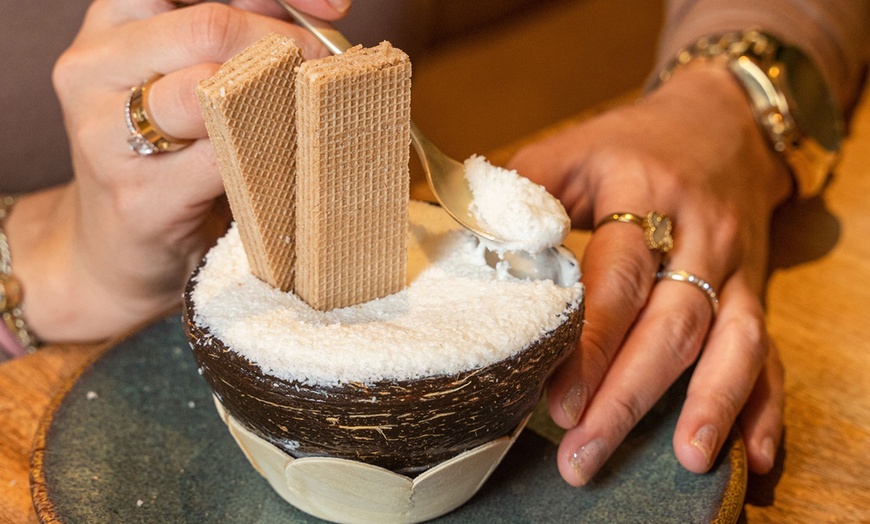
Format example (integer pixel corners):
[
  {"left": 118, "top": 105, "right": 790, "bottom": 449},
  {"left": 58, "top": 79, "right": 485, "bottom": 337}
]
[{"left": 214, "top": 396, "right": 528, "bottom": 524}]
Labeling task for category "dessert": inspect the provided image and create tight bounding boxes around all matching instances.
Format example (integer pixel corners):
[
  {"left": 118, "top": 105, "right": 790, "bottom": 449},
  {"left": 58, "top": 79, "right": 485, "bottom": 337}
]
[
  {"left": 187, "top": 33, "right": 584, "bottom": 523},
  {"left": 464, "top": 154, "right": 570, "bottom": 254},
  {"left": 186, "top": 200, "right": 583, "bottom": 470}
]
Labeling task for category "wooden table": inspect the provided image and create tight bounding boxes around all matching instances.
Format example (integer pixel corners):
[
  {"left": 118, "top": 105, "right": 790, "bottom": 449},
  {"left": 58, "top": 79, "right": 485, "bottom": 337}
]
[{"left": 3, "top": 85, "right": 870, "bottom": 523}]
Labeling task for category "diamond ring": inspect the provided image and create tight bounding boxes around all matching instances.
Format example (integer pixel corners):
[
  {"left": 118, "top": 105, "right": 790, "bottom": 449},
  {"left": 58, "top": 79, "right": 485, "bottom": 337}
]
[
  {"left": 125, "top": 75, "right": 193, "bottom": 156},
  {"left": 656, "top": 269, "right": 720, "bottom": 315}
]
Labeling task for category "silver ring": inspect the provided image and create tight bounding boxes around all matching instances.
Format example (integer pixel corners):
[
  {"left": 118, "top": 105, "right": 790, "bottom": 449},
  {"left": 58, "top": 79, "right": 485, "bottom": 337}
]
[
  {"left": 125, "top": 75, "right": 192, "bottom": 156},
  {"left": 656, "top": 269, "right": 719, "bottom": 315}
]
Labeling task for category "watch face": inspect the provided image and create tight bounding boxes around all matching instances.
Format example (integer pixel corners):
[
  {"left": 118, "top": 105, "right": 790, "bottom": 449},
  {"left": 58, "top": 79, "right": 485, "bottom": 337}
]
[{"left": 778, "top": 45, "right": 843, "bottom": 153}]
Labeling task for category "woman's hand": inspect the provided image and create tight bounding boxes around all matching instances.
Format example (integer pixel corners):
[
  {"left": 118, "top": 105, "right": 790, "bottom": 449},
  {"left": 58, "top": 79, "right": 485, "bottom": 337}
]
[
  {"left": 8, "top": 0, "right": 347, "bottom": 342},
  {"left": 508, "top": 63, "right": 790, "bottom": 484}
]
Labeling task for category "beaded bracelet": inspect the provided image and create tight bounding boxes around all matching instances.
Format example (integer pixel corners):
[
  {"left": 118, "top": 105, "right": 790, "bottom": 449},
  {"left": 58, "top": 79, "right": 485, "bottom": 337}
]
[{"left": 0, "top": 195, "right": 39, "bottom": 354}]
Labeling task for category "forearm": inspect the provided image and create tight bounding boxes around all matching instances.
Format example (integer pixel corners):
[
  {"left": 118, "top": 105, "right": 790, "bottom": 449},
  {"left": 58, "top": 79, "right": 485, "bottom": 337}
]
[{"left": 656, "top": 0, "right": 870, "bottom": 109}]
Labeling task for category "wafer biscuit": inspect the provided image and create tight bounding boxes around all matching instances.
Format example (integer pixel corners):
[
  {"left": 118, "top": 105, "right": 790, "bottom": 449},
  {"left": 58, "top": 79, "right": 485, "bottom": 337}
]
[
  {"left": 295, "top": 42, "right": 412, "bottom": 310},
  {"left": 196, "top": 33, "right": 303, "bottom": 291}
]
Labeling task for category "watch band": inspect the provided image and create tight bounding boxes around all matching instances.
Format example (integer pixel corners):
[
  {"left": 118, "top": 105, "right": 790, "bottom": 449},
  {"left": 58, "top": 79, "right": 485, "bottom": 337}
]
[{"left": 654, "top": 30, "right": 843, "bottom": 198}]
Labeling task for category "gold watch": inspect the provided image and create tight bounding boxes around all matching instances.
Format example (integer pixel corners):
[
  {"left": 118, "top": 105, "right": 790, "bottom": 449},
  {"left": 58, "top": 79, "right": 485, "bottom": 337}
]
[{"left": 656, "top": 30, "right": 843, "bottom": 198}]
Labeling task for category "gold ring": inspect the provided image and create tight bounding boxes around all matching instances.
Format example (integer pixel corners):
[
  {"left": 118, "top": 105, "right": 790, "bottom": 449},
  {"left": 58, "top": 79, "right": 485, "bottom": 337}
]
[
  {"left": 594, "top": 211, "right": 674, "bottom": 254},
  {"left": 125, "top": 75, "right": 193, "bottom": 155},
  {"left": 656, "top": 269, "right": 720, "bottom": 315}
]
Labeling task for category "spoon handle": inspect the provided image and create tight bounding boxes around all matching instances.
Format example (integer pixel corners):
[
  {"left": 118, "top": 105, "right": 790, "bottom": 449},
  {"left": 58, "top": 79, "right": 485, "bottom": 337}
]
[{"left": 273, "top": 0, "right": 352, "bottom": 54}]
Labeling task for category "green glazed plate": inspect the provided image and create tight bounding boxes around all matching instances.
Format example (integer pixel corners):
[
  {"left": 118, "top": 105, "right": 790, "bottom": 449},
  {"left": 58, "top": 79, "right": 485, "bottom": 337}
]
[{"left": 31, "top": 314, "right": 745, "bottom": 523}]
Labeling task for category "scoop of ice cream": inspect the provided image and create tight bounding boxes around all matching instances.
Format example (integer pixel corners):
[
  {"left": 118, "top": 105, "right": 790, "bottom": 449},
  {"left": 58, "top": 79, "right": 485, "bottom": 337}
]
[{"left": 464, "top": 155, "right": 570, "bottom": 254}]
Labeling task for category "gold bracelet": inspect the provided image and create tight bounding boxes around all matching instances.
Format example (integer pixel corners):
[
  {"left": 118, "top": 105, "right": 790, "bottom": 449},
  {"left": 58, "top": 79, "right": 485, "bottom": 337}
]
[{"left": 0, "top": 195, "right": 39, "bottom": 353}]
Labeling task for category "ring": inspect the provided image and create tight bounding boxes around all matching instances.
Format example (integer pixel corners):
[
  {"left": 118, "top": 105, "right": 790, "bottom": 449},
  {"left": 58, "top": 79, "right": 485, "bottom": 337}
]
[
  {"left": 125, "top": 75, "right": 193, "bottom": 155},
  {"left": 594, "top": 211, "right": 674, "bottom": 254},
  {"left": 656, "top": 269, "right": 720, "bottom": 315}
]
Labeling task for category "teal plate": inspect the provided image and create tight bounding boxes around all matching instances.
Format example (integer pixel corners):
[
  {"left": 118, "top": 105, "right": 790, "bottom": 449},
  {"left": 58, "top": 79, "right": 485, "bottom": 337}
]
[{"left": 31, "top": 314, "right": 745, "bottom": 523}]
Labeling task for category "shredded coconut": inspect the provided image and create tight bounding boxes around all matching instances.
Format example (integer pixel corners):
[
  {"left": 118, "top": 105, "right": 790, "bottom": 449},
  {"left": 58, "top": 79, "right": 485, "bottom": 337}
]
[
  {"left": 191, "top": 201, "right": 582, "bottom": 386},
  {"left": 464, "top": 155, "right": 570, "bottom": 254}
]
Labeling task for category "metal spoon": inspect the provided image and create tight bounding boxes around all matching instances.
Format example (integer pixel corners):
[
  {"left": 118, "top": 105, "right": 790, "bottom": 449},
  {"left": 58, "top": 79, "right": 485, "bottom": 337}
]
[{"left": 273, "top": 0, "right": 577, "bottom": 286}]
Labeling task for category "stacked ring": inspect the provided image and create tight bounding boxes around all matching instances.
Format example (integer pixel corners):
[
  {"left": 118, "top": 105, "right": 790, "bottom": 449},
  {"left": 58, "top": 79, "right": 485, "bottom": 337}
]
[
  {"left": 125, "top": 76, "right": 193, "bottom": 156},
  {"left": 594, "top": 211, "right": 674, "bottom": 254},
  {"left": 656, "top": 269, "right": 720, "bottom": 315}
]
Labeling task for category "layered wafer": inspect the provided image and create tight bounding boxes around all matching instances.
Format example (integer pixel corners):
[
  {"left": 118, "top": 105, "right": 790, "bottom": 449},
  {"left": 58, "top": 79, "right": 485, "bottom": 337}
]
[
  {"left": 196, "top": 33, "right": 303, "bottom": 291},
  {"left": 294, "top": 42, "right": 412, "bottom": 310}
]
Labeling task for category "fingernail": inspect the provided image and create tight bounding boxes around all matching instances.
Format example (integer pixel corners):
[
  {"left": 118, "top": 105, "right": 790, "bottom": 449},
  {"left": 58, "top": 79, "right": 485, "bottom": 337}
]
[
  {"left": 759, "top": 436, "right": 776, "bottom": 471},
  {"left": 561, "top": 382, "right": 588, "bottom": 426},
  {"left": 569, "top": 438, "right": 608, "bottom": 485},
  {"left": 691, "top": 424, "right": 720, "bottom": 465},
  {"left": 327, "top": 0, "right": 351, "bottom": 13}
]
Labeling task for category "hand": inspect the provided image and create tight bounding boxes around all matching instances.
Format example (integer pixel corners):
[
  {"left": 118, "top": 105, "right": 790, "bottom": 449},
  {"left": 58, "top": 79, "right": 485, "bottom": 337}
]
[
  {"left": 7, "top": 0, "right": 349, "bottom": 342},
  {"left": 508, "top": 63, "right": 790, "bottom": 484}
]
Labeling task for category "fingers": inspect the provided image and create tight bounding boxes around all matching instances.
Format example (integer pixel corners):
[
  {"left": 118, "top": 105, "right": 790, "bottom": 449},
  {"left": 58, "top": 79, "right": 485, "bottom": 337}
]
[
  {"left": 62, "top": 73, "right": 222, "bottom": 224},
  {"left": 89, "top": 0, "right": 351, "bottom": 26},
  {"left": 553, "top": 196, "right": 744, "bottom": 485},
  {"left": 65, "top": 0, "right": 343, "bottom": 161},
  {"left": 55, "top": 0, "right": 331, "bottom": 191},
  {"left": 79, "top": 1, "right": 325, "bottom": 84},
  {"left": 737, "top": 340, "right": 785, "bottom": 473},
  {"left": 84, "top": 0, "right": 177, "bottom": 29},
  {"left": 145, "top": 64, "right": 220, "bottom": 140},
  {"left": 556, "top": 270, "right": 714, "bottom": 486},
  {"left": 548, "top": 176, "right": 680, "bottom": 428},
  {"left": 230, "top": 0, "right": 352, "bottom": 20},
  {"left": 138, "top": 140, "right": 227, "bottom": 218},
  {"left": 120, "top": 4, "right": 326, "bottom": 78},
  {"left": 554, "top": 253, "right": 778, "bottom": 487},
  {"left": 547, "top": 225, "right": 660, "bottom": 428},
  {"left": 672, "top": 277, "right": 770, "bottom": 473}
]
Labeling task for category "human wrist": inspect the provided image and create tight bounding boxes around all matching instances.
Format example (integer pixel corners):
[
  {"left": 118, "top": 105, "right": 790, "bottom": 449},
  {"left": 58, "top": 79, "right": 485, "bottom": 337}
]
[
  {"left": 6, "top": 185, "right": 199, "bottom": 343},
  {"left": 646, "top": 61, "right": 794, "bottom": 210},
  {"left": 3, "top": 188, "right": 77, "bottom": 343},
  {"left": 4, "top": 186, "right": 133, "bottom": 343},
  {"left": 652, "top": 31, "right": 843, "bottom": 200}
]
